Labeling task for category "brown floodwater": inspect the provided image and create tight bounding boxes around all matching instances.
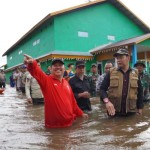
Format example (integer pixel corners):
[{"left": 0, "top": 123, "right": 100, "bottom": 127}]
[{"left": 0, "top": 86, "right": 150, "bottom": 150}]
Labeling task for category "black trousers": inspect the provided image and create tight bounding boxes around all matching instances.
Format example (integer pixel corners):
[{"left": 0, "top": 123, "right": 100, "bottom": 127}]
[{"left": 20, "top": 87, "right": 25, "bottom": 94}]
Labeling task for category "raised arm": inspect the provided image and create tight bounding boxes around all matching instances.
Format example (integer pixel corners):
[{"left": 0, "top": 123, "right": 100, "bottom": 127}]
[{"left": 24, "top": 54, "right": 47, "bottom": 90}]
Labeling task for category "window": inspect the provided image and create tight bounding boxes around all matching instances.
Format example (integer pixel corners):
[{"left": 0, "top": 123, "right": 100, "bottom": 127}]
[
  {"left": 18, "top": 50, "right": 23, "bottom": 55},
  {"left": 107, "top": 35, "right": 115, "bottom": 41},
  {"left": 78, "top": 31, "right": 88, "bottom": 38},
  {"left": 33, "top": 39, "right": 40, "bottom": 46}
]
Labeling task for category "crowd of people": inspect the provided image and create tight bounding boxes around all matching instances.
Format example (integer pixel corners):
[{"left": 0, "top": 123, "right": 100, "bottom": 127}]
[{"left": 1, "top": 48, "right": 150, "bottom": 128}]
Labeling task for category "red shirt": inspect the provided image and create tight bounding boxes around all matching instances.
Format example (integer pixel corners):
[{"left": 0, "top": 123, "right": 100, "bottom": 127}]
[{"left": 27, "top": 60, "right": 83, "bottom": 128}]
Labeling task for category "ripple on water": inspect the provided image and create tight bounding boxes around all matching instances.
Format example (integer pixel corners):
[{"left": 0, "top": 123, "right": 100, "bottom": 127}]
[
  {"left": 135, "top": 122, "right": 149, "bottom": 127},
  {"left": 1, "top": 86, "right": 150, "bottom": 150}
]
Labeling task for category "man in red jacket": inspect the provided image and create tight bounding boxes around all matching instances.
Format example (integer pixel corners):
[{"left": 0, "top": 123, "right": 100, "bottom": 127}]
[{"left": 24, "top": 54, "right": 88, "bottom": 128}]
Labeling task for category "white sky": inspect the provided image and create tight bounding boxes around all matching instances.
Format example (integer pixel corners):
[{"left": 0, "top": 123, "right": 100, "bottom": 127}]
[{"left": 0, "top": 0, "right": 150, "bottom": 65}]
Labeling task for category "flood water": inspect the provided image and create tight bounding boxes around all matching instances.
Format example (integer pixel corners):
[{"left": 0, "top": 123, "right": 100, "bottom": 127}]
[{"left": 0, "top": 86, "right": 150, "bottom": 150}]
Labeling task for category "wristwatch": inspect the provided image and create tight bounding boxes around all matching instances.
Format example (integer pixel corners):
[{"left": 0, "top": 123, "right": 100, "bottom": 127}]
[{"left": 103, "top": 98, "right": 110, "bottom": 104}]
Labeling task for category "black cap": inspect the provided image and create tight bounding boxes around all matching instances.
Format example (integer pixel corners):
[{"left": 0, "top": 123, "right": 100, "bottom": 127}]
[
  {"left": 91, "top": 63, "right": 97, "bottom": 67},
  {"left": 134, "top": 61, "right": 146, "bottom": 68},
  {"left": 113, "top": 48, "right": 129, "bottom": 57},
  {"left": 52, "top": 58, "right": 64, "bottom": 65},
  {"left": 75, "top": 60, "right": 85, "bottom": 67}
]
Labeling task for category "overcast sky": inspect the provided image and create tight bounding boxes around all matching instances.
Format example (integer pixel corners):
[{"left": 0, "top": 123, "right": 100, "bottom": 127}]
[{"left": 0, "top": 0, "right": 150, "bottom": 65}]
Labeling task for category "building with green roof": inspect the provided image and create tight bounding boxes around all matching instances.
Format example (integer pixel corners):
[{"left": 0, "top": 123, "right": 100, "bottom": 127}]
[{"left": 2, "top": 0, "right": 150, "bottom": 81}]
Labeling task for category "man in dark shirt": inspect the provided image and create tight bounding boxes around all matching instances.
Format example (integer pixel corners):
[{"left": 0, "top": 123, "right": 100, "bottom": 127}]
[
  {"left": 100, "top": 48, "right": 143, "bottom": 116},
  {"left": 69, "top": 60, "right": 92, "bottom": 111}
]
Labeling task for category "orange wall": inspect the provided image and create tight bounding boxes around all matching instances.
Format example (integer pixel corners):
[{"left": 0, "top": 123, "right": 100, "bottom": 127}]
[{"left": 138, "top": 52, "right": 150, "bottom": 60}]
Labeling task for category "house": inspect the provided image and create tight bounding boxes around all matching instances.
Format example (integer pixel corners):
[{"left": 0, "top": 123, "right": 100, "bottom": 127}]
[
  {"left": 2, "top": 0, "right": 150, "bottom": 80},
  {"left": 90, "top": 33, "right": 150, "bottom": 73}
]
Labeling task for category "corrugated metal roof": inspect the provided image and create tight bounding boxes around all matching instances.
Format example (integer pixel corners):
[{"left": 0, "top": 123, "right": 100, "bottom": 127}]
[
  {"left": 2, "top": 0, "right": 150, "bottom": 56},
  {"left": 90, "top": 33, "right": 150, "bottom": 54}
]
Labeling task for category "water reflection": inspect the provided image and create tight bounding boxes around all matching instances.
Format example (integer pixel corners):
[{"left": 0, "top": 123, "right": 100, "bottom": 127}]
[{"left": 0, "top": 86, "right": 150, "bottom": 150}]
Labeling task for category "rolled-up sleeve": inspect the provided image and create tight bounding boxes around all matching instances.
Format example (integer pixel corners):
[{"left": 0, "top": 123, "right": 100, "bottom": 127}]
[{"left": 100, "top": 72, "right": 110, "bottom": 100}]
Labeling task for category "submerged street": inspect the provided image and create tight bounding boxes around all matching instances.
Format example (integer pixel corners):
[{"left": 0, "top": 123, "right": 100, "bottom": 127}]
[{"left": 0, "top": 85, "right": 150, "bottom": 150}]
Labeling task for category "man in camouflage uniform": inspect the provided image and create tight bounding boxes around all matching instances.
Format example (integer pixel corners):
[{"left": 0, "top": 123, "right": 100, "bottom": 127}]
[
  {"left": 134, "top": 61, "right": 150, "bottom": 102},
  {"left": 88, "top": 63, "right": 100, "bottom": 97}
]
